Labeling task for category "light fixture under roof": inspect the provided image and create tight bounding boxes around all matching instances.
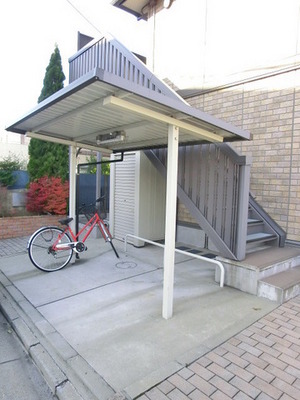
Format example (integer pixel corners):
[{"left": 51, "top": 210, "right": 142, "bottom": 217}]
[
  {"left": 111, "top": 0, "right": 176, "bottom": 20},
  {"left": 96, "top": 131, "right": 126, "bottom": 145}
]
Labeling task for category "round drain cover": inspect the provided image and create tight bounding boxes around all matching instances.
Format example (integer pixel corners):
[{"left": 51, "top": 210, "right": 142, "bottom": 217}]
[{"left": 115, "top": 261, "right": 137, "bottom": 269}]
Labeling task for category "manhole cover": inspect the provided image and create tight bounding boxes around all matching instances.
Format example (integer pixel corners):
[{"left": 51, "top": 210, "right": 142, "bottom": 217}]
[{"left": 115, "top": 261, "right": 137, "bottom": 269}]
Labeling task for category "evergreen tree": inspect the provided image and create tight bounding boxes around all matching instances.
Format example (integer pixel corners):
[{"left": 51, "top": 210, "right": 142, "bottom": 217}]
[{"left": 28, "top": 45, "right": 69, "bottom": 181}]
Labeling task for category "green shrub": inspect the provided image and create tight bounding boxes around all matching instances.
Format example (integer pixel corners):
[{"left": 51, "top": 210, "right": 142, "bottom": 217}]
[{"left": 0, "top": 154, "right": 25, "bottom": 187}]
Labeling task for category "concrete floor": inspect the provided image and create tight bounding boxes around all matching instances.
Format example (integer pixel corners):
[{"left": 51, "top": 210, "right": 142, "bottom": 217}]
[{"left": 0, "top": 237, "right": 278, "bottom": 399}]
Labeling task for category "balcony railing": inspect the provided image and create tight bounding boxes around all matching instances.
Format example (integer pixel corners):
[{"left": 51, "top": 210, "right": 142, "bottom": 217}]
[{"left": 69, "top": 34, "right": 181, "bottom": 101}]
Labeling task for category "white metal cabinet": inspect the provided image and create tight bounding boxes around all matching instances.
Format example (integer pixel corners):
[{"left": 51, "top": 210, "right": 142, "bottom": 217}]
[{"left": 110, "top": 151, "right": 166, "bottom": 246}]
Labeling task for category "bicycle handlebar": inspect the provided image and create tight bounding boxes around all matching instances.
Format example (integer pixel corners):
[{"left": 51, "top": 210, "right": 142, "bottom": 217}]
[
  {"left": 78, "top": 195, "right": 106, "bottom": 213},
  {"left": 96, "top": 195, "right": 105, "bottom": 203}
]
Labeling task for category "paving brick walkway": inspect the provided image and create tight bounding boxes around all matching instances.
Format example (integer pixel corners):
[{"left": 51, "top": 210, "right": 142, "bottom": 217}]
[
  {"left": 138, "top": 296, "right": 300, "bottom": 400},
  {"left": 0, "top": 236, "right": 29, "bottom": 257}
]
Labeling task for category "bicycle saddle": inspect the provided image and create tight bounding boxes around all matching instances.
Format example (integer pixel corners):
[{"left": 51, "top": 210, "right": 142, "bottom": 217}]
[{"left": 58, "top": 217, "right": 73, "bottom": 226}]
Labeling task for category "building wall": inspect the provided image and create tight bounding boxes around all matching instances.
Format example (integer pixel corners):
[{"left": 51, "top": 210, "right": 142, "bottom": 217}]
[
  {"left": 185, "top": 69, "right": 300, "bottom": 242},
  {"left": 0, "top": 131, "right": 30, "bottom": 163}
]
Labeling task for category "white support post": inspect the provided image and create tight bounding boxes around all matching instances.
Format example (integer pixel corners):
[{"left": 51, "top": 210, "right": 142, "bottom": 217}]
[
  {"left": 69, "top": 145, "right": 77, "bottom": 232},
  {"left": 96, "top": 152, "right": 102, "bottom": 238},
  {"left": 162, "top": 124, "right": 179, "bottom": 320},
  {"left": 109, "top": 154, "right": 116, "bottom": 236}
]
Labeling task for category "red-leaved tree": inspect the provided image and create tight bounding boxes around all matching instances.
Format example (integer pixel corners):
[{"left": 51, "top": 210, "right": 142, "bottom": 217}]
[{"left": 27, "top": 176, "right": 69, "bottom": 215}]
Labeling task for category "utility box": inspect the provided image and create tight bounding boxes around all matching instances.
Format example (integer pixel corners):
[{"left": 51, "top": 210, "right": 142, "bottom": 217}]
[{"left": 110, "top": 151, "right": 166, "bottom": 246}]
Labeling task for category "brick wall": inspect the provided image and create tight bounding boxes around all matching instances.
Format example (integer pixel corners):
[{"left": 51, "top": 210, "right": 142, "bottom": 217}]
[
  {"left": 177, "top": 201, "right": 197, "bottom": 225},
  {"left": 0, "top": 215, "right": 66, "bottom": 239},
  {"left": 186, "top": 69, "right": 300, "bottom": 241}
]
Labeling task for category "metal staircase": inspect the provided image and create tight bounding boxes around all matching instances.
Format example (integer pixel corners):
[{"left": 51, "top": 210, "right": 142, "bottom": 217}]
[
  {"left": 247, "top": 194, "right": 286, "bottom": 253},
  {"left": 145, "top": 144, "right": 286, "bottom": 261}
]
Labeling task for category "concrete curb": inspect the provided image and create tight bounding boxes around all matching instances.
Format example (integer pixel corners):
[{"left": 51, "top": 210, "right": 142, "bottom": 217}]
[{"left": 0, "top": 271, "right": 124, "bottom": 400}]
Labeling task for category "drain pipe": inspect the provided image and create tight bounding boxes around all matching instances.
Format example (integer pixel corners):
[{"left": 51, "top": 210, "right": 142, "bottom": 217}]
[{"left": 76, "top": 152, "right": 124, "bottom": 236}]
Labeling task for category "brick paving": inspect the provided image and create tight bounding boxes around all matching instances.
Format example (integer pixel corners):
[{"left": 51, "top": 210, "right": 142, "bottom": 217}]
[
  {"left": 0, "top": 236, "right": 29, "bottom": 257},
  {"left": 138, "top": 297, "right": 300, "bottom": 400}
]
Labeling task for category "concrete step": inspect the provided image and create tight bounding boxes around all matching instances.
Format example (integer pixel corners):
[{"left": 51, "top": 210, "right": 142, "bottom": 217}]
[{"left": 257, "top": 266, "right": 300, "bottom": 304}]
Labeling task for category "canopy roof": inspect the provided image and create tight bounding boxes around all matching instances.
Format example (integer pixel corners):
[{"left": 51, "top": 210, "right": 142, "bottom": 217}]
[
  {"left": 6, "top": 34, "right": 251, "bottom": 319},
  {"left": 7, "top": 68, "right": 250, "bottom": 153}
]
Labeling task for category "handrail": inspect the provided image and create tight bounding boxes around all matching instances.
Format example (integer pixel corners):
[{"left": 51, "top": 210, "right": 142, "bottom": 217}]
[{"left": 124, "top": 234, "right": 224, "bottom": 287}]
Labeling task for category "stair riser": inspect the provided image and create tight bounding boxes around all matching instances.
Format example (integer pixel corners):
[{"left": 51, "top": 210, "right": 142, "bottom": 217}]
[
  {"left": 257, "top": 281, "right": 300, "bottom": 304},
  {"left": 247, "top": 224, "right": 265, "bottom": 235},
  {"left": 246, "top": 239, "right": 278, "bottom": 251}
]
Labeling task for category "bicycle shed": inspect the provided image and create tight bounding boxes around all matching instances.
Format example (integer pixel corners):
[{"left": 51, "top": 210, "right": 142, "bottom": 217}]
[{"left": 6, "top": 36, "right": 250, "bottom": 319}]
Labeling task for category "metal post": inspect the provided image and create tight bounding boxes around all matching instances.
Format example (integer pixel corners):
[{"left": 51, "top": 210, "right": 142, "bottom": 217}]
[
  {"left": 96, "top": 152, "right": 102, "bottom": 201},
  {"left": 69, "top": 145, "right": 77, "bottom": 233},
  {"left": 162, "top": 124, "right": 179, "bottom": 319},
  {"left": 96, "top": 152, "right": 102, "bottom": 238},
  {"left": 235, "top": 156, "right": 252, "bottom": 260}
]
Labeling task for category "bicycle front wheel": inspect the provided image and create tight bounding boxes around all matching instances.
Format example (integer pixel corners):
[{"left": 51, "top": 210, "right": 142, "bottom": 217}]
[{"left": 28, "top": 227, "right": 73, "bottom": 272}]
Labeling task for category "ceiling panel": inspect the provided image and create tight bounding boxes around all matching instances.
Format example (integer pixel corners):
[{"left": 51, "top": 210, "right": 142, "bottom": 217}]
[{"left": 6, "top": 72, "right": 250, "bottom": 153}]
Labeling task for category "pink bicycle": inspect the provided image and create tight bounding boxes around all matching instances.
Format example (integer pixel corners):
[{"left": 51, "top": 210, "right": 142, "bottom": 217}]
[{"left": 27, "top": 197, "right": 119, "bottom": 272}]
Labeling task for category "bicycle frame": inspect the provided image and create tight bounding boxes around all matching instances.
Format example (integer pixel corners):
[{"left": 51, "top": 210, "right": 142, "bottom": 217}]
[
  {"left": 54, "top": 212, "right": 111, "bottom": 251},
  {"left": 75, "top": 212, "right": 112, "bottom": 243}
]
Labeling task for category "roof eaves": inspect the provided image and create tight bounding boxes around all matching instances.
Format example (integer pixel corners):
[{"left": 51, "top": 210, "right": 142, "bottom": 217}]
[
  {"left": 6, "top": 69, "right": 101, "bottom": 134},
  {"left": 6, "top": 67, "right": 251, "bottom": 142}
]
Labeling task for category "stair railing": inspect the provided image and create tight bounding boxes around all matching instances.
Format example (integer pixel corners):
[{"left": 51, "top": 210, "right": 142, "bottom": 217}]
[{"left": 145, "top": 143, "right": 252, "bottom": 260}]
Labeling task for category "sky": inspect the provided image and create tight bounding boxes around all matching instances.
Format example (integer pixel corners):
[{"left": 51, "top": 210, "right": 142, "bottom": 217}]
[
  {"left": 1, "top": 0, "right": 300, "bottom": 141},
  {"left": 0, "top": 0, "right": 151, "bottom": 130},
  {"left": 152, "top": 0, "right": 300, "bottom": 87}
]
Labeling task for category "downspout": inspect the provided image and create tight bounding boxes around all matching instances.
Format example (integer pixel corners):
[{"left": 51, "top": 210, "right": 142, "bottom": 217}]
[{"left": 76, "top": 152, "right": 124, "bottom": 236}]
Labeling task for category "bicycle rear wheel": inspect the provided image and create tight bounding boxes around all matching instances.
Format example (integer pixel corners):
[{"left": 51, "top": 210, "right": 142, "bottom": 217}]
[{"left": 28, "top": 227, "right": 73, "bottom": 272}]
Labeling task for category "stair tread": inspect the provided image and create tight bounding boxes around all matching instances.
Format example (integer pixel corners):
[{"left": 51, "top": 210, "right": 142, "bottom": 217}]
[
  {"left": 247, "top": 232, "right": 277, "bottom": 242},
  {"left": 260, "top": 266, "right": 300, "bottom": 289},
  {"left": 248, "top": 218, "right": 262, "bottom": 224}
]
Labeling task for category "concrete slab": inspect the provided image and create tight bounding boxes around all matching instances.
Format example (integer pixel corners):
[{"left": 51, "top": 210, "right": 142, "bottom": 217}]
[
  {"left": 5, "top": 252, "right": 158, "bottom": 307},
  {"left": 0, "top": 238, "right": 278, "bottom": 399}
]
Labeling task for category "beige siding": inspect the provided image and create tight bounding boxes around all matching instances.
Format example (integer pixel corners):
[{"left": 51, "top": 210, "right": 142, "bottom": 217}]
[{"left": 186, "top": 69, "right": 300, "bottom": 241}]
